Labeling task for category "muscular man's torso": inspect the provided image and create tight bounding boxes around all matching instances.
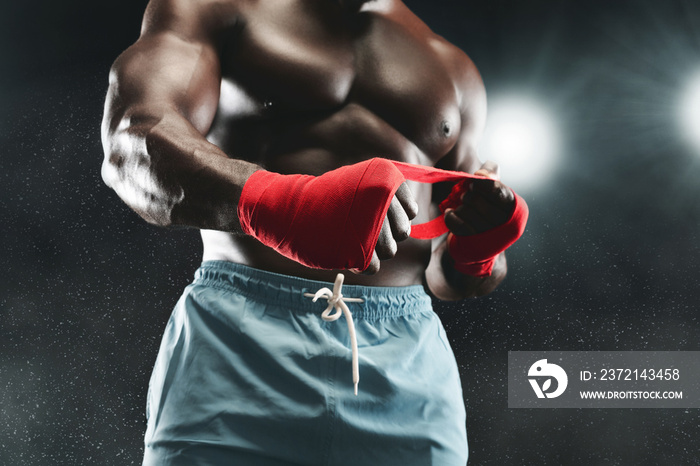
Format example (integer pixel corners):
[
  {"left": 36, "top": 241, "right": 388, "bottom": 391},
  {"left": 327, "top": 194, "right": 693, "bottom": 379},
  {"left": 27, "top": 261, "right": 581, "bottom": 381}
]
[{"left": 201, "top": 0, "right": 486, "bottom": 286}]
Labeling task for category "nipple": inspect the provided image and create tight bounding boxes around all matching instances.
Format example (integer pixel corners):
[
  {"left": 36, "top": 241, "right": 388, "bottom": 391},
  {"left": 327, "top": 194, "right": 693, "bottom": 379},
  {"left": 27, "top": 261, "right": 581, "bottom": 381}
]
[{"left": 441, "top": 120, "right": 452, "bottom": 137}]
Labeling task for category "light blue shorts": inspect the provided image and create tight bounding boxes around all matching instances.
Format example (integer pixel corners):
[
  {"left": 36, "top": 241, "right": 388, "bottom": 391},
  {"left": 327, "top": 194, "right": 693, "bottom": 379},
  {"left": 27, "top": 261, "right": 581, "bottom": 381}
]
[{"left": 143, "top": 261, "right": 467, "bottom": 465}]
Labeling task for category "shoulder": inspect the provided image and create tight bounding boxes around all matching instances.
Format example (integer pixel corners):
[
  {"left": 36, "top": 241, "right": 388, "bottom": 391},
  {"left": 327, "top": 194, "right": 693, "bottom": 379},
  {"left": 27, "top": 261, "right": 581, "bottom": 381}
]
[
  {"left": 140, "top": 0, "right": 249, "bottom": 42},
  {"left": 112, "top": 0, "right": 248, "bottom": 78}
]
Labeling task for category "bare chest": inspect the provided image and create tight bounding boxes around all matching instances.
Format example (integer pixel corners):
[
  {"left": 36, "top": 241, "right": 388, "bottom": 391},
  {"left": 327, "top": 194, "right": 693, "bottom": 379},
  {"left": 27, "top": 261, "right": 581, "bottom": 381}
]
[{"left": 217, "top": 2, "right": 468, "bottom": 162}]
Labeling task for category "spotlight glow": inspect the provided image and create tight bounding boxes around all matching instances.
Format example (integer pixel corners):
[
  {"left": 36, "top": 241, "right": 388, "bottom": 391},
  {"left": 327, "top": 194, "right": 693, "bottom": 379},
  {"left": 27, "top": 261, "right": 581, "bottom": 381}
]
[
  {"left": 679, "top": 71, "right": 700, "bottom": 151},
  {"left": 480, "top": 95, "right": 560, "bottom": 191}
]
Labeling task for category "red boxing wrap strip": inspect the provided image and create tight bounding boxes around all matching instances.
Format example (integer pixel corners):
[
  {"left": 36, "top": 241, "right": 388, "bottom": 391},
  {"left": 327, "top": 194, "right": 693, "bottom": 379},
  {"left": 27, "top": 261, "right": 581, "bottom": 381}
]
[{"left": 238, "top": 158, "right": 528, "bottom": 274}]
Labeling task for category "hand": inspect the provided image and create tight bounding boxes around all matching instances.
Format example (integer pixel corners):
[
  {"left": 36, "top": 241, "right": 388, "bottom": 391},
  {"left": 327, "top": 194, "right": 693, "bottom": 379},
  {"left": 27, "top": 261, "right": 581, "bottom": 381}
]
[
  {"left": 352, "top": 182, "right": 419, "bottom": 274},
  {"left": 444, "top": 161, "right": 515, "bottom": 236}
]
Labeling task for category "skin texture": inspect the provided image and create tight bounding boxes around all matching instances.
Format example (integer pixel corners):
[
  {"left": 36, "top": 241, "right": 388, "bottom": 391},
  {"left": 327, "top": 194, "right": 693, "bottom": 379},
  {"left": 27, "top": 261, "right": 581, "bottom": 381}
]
[{"left": 101, "top": 0, "right": 516, "bottom": 300}]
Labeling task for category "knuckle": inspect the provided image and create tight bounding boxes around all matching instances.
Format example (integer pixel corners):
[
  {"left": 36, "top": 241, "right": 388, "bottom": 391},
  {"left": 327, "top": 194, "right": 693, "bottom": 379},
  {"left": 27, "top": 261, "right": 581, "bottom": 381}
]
[
  {"left": 494, "top": 185, "right": 506, "bottom": 201},
  {"left": 498, "top": 186, "right": 514, "bottom": 204}
]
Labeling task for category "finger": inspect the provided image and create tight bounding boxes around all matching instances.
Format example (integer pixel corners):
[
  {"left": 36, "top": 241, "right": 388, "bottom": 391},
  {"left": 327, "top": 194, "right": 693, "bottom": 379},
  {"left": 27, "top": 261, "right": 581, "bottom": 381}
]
[
  {"left": 469, "top": 179, "right": 515, "bottom": 211},
  {"left": 444, "top": 208, "right": 477, "bottom": 236},
  {"left": 474, "top": 160, "right": 500, "bottom": 180},
  {"left": 461, "top": 191, "right": 512, "bottom": 226},
  {"left": 350, "top": 251, "right": 381, "bottom": 274},
  {"left": 386, "top": 195, "right": 411, "bottom": 241},
  {"left": 374, "top": 216, "right": 397, "bottom": 260},
  {"left": 453, "top": 203, "right": 494, "bottom": 234},
  {"left": 394, "top": 182, "right": 419, "bottom": 220},
  {"left": 361, "top": 251, "right": 380, "bottom": 275}
]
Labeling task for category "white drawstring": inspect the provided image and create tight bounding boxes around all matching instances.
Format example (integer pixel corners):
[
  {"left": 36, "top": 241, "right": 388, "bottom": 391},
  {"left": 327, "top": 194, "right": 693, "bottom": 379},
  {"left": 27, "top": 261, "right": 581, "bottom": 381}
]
[{"left": 304, "top": 273, "right": 363, "bottom": 396}]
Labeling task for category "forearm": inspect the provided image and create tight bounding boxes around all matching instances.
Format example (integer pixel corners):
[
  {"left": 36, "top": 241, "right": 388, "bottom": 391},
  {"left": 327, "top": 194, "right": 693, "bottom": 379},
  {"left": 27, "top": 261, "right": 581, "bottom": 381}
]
[
  {"left": 425, "top": 239, "right": 507, "bottom": 301},
  {"left": 101, "top": 110, "right": 259, "bottom": 232}
]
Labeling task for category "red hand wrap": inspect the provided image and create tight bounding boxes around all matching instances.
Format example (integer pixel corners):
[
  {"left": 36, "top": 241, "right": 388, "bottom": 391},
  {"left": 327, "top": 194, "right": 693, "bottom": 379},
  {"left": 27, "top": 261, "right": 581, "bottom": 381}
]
[
  {"left": 442, "top": 181, "right": 529, "bottom": 277},
  {"left": 391, "top": 162, "right": 529, "bottom": 277},
  {"left": 238, "top": 158, "right": 529, "bottom": 274},
  {"left": 238, "top": 158, "right": 405, "bottom": 270}
]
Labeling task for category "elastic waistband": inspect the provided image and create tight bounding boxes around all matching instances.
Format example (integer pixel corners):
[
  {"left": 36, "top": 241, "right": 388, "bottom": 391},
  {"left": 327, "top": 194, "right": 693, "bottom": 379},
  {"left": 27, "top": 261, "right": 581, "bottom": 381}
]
[{"left": 192, "top": 261, "right": 432, "bottom": 320}]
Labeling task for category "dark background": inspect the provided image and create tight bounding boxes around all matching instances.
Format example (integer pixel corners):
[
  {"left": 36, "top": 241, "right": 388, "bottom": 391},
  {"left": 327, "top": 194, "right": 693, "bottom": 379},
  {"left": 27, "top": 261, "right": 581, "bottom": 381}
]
[{"left": 2, "top": 0, "right": 700, "bottom": 464}]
